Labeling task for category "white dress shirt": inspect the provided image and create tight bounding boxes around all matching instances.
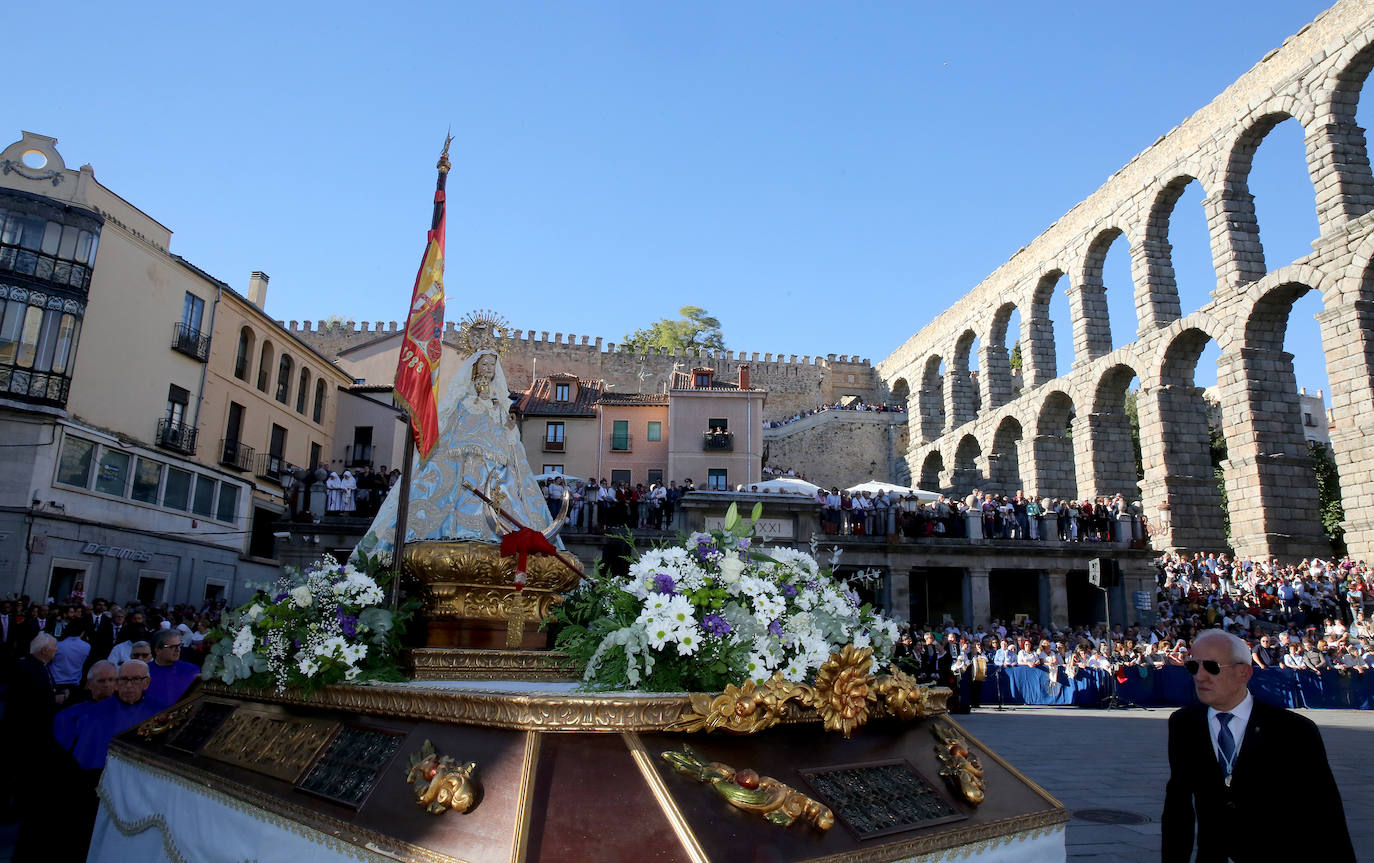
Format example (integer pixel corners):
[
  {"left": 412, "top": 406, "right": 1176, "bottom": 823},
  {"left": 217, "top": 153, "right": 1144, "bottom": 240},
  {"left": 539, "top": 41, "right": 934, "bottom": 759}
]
[{"left": 1207, "top": 691, "right": 1253, "bottom": 780}]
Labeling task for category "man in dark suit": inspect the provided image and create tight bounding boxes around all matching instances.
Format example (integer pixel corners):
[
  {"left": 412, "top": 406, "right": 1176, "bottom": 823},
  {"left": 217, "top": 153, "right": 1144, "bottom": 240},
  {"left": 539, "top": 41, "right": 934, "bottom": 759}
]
[{"left": 1162, "top": 629, "right": 1354, "bottom": 862}]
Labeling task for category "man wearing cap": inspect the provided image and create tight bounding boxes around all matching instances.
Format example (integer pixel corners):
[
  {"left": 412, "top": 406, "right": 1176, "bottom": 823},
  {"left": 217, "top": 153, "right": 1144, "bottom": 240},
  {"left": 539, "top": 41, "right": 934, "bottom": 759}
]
[{"left": 1162, "top": 629, "right": 1353, "bottom": 862}]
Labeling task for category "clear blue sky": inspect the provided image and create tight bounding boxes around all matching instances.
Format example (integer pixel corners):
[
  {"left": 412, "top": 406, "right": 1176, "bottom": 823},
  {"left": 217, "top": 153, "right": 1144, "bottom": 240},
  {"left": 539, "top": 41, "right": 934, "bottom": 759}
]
[{"left": 9, "top": 0, "right": 1355, "bottom": 401}]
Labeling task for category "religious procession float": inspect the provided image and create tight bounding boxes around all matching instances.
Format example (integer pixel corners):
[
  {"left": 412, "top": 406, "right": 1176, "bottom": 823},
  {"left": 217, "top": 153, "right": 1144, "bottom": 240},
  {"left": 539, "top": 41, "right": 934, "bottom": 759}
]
[{"left": 87, "top": 151, "right": 1067, "bottom": 863}]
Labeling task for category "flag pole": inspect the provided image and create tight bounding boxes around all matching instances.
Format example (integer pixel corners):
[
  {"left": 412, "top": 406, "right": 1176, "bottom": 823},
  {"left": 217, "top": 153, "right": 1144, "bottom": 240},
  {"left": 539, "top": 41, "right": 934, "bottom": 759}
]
[{"left": 392, "top": 134, "right": 452, "bottom": 608}]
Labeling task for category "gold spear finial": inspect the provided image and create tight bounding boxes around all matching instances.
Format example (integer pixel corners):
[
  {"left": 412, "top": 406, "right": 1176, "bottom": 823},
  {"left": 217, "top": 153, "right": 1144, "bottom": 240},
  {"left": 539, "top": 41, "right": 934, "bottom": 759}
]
[{"left": 438, "top": 128, "right": 453, "bottom": 173}]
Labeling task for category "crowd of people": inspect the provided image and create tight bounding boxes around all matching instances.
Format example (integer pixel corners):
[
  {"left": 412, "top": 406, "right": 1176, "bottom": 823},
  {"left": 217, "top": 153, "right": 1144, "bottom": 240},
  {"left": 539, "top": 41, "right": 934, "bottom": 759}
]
[
  {"left": 0, "top": 595, "right": 219, "bottom": 858},
  {"left": 538, "top": 475, "right": 700, "bottom": 532}
]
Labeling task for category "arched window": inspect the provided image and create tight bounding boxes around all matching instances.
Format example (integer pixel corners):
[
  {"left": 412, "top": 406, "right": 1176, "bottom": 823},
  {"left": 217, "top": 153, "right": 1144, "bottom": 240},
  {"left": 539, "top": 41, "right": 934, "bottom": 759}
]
[
  {"left": 313, "top": 379, "right": 326, "bottom": 423},
  {"left": 233, "top": 327, "right": 254, "bottom": 381},
  {"left": 275, "top": 354, "right": 293, "bottom": 404},
  {"left": 256, "top": 341, "right": 273, "bottom": 392},
  {"left": 296, "top": 367, "right": 310, "bottom": 414}
]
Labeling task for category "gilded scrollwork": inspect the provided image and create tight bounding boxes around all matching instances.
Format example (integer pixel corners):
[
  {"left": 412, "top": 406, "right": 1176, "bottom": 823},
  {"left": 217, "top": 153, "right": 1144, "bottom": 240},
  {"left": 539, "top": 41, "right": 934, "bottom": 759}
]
[
  {"left": 136, "top": 702, "right": 197, "bottom": 740},
  {"left": 662, "top": 745, "right": 834, "bottom": 830},
  {"left": 932, "top": 723, "right": 987, "bottom": 805},
  {"left": 667, "top": 646, "right": 948, "bottom": 738},
  {"left": 406, "top": 739, "right": 480, "bottom": 814},
  {"left": 404, "top": 540, "right": 577, "bottom": 628}
]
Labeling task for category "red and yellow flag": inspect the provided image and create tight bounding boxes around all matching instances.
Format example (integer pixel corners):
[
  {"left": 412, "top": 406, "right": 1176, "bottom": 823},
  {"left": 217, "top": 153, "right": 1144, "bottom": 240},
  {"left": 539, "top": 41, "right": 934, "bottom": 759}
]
[{"left": 395, "top": 188, "right": 446, "bottom": 459}]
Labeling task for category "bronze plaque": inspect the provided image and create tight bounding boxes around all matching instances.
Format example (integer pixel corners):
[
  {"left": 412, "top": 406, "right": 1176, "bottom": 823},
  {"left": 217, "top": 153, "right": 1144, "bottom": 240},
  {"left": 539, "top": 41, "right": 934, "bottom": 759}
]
[
  {"left": 799, "top": 760, "right": 966, "bottom": 840},
  {"left": 167, "top": 700, "right": 238, "bottom": 753},
  {"left": 200, "top": 705, "right": 338, "bottom": 783},
  {"left": 295, "top": 724, "right": 406, "bottom": 809}
]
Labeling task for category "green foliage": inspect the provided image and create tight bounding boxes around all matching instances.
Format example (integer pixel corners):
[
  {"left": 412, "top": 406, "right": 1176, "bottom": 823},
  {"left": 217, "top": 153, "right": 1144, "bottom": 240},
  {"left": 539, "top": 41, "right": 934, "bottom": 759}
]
[
  {"left": 1210, "top": 422, "right": 1230, "bottom": 546},
  {"left": 621, "top": 305, "right": 724, "bottom": 354},
  {"left": 1123, "top": 390, "right": 1143, "bottom": 482},
  {"left": 1009, "top": 340, "right": 1022, "bottom": 371},
  {"left": 1309, "top": 440, "right": 1346, "bottom": 554}
]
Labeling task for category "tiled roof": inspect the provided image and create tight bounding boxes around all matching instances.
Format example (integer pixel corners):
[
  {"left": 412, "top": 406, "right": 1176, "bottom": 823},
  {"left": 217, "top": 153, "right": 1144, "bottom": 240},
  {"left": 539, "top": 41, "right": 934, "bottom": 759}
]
[
  {"left": 670, "top": 370, "right": 760, "bottom": 391},
  {"left": 518, "top": 375, "right": 601, "bottom": 417},
  {"left": 596, "top": 392, "right": 669, "bottom": 406}
]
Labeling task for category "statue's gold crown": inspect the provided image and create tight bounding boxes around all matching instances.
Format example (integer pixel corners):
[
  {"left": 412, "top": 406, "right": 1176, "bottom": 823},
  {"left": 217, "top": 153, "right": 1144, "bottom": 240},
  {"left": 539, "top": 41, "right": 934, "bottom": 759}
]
[{"left": 455, "top": 309, "right": 509, "bottom": 356}]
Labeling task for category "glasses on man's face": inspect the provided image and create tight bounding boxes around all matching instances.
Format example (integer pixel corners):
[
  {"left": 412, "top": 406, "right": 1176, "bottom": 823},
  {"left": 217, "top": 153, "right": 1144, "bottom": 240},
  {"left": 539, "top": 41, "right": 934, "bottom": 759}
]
[
  {"left": 1184, "top": 659, "right": 1242, "bottom": 676},
  {"left": 159, "top": 643, "right": 182, "bottom": 650},
  {"left": 117, "top": 676, "right": 149, "bottom": 683},
  {"left": 131, "top": 652, "right": 152, "bottom": 660}
]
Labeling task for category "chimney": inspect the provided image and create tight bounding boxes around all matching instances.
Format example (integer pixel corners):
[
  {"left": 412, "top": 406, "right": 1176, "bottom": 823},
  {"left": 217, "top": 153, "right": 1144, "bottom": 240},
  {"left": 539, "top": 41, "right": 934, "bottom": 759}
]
[
  {"left": 738, "top": 364, "right": 751, "bottom": 390},
  {"left": 248, "top": 271, "right": 270, "bottom": 309}
]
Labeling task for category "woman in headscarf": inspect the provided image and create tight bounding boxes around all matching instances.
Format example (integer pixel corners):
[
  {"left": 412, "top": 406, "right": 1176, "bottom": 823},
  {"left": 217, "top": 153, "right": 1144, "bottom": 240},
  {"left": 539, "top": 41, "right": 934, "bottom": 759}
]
[
  {"left": 354, "top": 350, "right": 557, "bottom": 560},
  {"left": 340, "top": 470, "right": 357, "bottom": 513},
  {"left": 326, "top": 471, "right": 343, "bottom": 514}
]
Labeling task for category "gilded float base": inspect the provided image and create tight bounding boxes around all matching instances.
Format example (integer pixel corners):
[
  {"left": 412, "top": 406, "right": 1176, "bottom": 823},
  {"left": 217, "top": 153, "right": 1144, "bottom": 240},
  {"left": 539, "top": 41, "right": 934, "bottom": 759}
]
[
  {"left": 407, "top": 647, "right": 580, "bottom": 682},
  {"left": 102, "top": 683, "right": 1067, "bottom": 863}
]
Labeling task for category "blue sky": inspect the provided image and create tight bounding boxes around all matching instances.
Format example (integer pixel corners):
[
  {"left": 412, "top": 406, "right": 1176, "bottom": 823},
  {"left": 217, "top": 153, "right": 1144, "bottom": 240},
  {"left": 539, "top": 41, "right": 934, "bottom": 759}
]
[{"left": 8, "top": 0, "right": 1356, "bottom": 401}]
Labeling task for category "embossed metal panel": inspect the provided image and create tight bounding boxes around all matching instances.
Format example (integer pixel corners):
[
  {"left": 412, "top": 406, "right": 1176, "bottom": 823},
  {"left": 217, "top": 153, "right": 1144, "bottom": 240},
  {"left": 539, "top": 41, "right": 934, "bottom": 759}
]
[
  {"left": 200, "top": 704, "right": 338, "bottom": 782},
  {"left": 295, "top": 724, "right": 405, "bottom": 809},
  {"left": 799, "top": 760, "right": 966, "bottom": 840},
  {"left": 166, "top": 699, "right": 238, "bottom": 753}
]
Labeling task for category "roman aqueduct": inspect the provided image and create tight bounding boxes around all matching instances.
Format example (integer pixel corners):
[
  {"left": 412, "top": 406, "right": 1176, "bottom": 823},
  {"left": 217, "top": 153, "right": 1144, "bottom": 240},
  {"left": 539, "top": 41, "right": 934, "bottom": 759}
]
[{"left": 876, "top": 0, "right": 1374, "bottom": 563}]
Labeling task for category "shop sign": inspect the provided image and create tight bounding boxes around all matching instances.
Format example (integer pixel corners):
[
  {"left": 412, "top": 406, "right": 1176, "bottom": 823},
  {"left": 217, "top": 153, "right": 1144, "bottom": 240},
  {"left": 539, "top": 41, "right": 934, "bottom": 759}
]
[{"left": 81, "top": 542, "right": 153, "bottom": 562}]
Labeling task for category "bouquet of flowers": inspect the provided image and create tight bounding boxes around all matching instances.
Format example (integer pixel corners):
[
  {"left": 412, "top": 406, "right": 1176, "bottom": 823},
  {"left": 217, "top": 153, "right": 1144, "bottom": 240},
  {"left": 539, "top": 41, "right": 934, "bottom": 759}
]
[
  {"left": 552, "top": 503, "right": 900, "bottom": 692},
  {"left": 201, "top": 554, "right": 413, "bottom": 692}
]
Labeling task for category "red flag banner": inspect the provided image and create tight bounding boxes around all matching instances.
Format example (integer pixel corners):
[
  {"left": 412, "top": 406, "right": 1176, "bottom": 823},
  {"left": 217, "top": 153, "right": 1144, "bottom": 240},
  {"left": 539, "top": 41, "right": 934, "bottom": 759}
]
[{"left": 395, "top": 189, "right": 446, "bottom": 459}]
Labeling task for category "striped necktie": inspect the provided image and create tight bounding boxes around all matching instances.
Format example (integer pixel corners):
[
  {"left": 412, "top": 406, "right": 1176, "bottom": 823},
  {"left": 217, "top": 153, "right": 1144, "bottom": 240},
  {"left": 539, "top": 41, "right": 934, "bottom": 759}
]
[{"left": 1216, "top": 712, "right": 1236, "bottom": 778}]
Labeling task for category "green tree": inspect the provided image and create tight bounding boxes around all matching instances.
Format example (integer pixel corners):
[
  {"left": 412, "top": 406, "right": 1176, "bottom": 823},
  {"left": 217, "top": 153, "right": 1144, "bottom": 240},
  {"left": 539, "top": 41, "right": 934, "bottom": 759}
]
[
  {"left": 1009, "top": 341, "right": 1022, "bottom": 371},
  {"left": 1123, "top": 390, "right": 1143, "bottom": 482},
  {"left": 1210, "top": 420, "right": 1230, "bottom": 546},
  {"left": 1309, "top": 440, "right": 1346, "bottom": 554},
  {"left": 621, "top": 306, "right": 724, "bottom": 353}
]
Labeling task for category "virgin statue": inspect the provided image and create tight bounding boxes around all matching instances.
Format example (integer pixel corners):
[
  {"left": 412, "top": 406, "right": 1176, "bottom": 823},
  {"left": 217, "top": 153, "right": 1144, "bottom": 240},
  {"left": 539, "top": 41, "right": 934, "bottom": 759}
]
[{"left": 354, "top": 346, "right": 559, "bottom": 561}]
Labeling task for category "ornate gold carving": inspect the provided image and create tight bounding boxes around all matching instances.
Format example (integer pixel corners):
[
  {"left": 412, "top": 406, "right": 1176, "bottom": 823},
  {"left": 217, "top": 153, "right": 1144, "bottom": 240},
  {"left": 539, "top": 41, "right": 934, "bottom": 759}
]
[
  {"left": 406, "top": 739, "right": 480, "bottom": 814},
  {"left": 407, "top": 647, "right": 578, "bottom": 681},
  {"left": 136, "top": 702, "right": 196, "bottom": 739},
  {"left": 403, "top": 540, "right": 581, "bottom": 627},
  {"left": 200, "top": 706, "right": 337, "bottom": 783},
  {"left": 623, "top": 733, "right": 710, "bottom": 863},
  {"left": 932, "top": 723, "right": 987, "bottom": 805},
  {"left": 662, "top": 745, "right": 835, "bottom": 831},
  {"left": 668, "top": 647, "right": 949, "bottom": 738}
]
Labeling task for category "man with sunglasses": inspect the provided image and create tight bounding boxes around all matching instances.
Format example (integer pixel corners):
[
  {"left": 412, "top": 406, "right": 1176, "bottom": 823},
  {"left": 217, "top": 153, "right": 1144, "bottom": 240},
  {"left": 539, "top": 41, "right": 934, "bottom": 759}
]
[{"left": 1162, "top": 629, "right": 1352, "bottom": 862}]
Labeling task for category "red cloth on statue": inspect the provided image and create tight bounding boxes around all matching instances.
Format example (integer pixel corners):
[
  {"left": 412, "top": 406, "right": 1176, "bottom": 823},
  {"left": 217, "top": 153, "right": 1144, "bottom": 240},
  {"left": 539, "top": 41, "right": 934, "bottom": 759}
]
[{"left": 500, "top": 528, "right": 559, "bottom": 587}]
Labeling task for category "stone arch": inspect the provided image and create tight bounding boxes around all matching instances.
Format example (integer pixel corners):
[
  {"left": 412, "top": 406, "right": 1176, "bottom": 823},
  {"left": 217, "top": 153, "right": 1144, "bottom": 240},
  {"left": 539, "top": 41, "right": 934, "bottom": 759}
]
[
  {"left": 984, "top": 302, "right": 1019, "bottom": 409},
  {"left": 890, "top": 377, "right": 911, "bottom": 411},
  {"left": 919, "top": 450, "right": 945, "bottom": 493},
  {"left": 949, "top": 329, "right": 980, "bottom": 426},
  {"left": 1076, "top": 226, "right": 1131, "bottom": 358},
  {"left": 1313, "top": 39, "right": 1374, "bottom": 227},
  {"left": 951, "top": 433, "right": 984, "bottom": 494},
  {"left": 1078, "top": 362, "right": 1142, "bottom": 502},
  {"left": 233, "top": 326, "right": 255, "bottom": 382},
  {"left": 1030, "top": 390, "right": 1077, "bottom": 501},
  {"left": 1140, "top": 174, "right": 1221, "bottom": 331},
  {"left": 918, "top": 355, "right": 945, "bottom": 442},
  {"left": 1215, "top": 109, "right": 1317, "bottom": 289},
  {"left": 989, "top": 416, "right": 1024, "bottom": 495},
  {"left": 256, "top": 340, "right": 274, "bottom": 392},
  {"left": 1027, "top": 269, "right": 1068, "bottom": 385}
]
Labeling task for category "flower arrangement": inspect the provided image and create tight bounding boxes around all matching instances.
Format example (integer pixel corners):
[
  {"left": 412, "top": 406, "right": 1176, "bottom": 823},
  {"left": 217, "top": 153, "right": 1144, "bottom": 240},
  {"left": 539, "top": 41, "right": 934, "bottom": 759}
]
[
  {"left": 201, "top": 554, "right": 413, "bottom": 692},
  {"left": 551, "top": 503, "right": 900, "bottom": 692}
]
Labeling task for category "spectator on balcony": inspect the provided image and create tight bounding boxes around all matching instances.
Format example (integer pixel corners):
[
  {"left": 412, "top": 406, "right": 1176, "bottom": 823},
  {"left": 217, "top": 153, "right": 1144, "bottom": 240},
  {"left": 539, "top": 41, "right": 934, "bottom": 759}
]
[
  {"left": 326, "top": 471, "right": 343, "bottom": 514},
  {"left": 340, "top": 470, "right": 357, "bottom": 514}
]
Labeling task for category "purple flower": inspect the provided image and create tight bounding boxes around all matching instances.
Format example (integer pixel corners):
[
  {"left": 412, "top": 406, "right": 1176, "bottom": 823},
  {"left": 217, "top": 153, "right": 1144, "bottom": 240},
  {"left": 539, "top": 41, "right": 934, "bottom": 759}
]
[
  {"left": 273, "top": 593, "right": 289, "bottom": 603},
  {"left": 735, "top": 538, "right": 751, "bottom": 550},
  {"left": 702, "top": 614, "right": 732, "bottom": 637},
  {"left": 652, "top": 572, "right": 676, "bottom": 595},
  {"left": 781, "top": 582, "right": 797, "bottom": 597},
  {"left": 336, "top": 607, "right": 358, "bottom": 638},
  {"left": 768, "top": 619, "right": 783, "bottom": 638}
]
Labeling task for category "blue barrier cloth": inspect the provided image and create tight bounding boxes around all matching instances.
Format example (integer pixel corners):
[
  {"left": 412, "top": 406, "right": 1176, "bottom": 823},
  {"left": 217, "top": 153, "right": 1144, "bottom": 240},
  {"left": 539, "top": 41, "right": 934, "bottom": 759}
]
[{"left": 972, "top": 665, "right": 1374, "bottom": 708}]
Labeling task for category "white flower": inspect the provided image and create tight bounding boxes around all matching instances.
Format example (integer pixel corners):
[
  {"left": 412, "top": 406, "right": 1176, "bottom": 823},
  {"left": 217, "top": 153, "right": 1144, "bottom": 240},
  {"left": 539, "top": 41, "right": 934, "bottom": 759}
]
[
  {"left": 717, "top": 557, "right": 746, "bottom": 586},
  {"left": 232, "top": 626, "right": 254, "bottom": 658},
  {"left": 245, "top": 604, "right": 264, "bottom": 622},
  {"left": 289, "top": 585, "right": 313, "bottom": 608}
]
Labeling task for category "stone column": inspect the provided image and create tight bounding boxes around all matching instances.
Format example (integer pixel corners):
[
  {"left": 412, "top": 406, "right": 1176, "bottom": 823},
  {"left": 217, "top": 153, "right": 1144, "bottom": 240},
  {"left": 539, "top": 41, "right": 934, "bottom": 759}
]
[
  {"left": 1024, "top": 315, "right": 1057, "bottom": 388},
  {"left": 1135, "top": 383, "right": 1226, "bottom": 554},
  {"left": 1131, "top": 238, "right": 1181, "bottom": 334},
  {"left": 1215, "top": 349, "right": 1328, "bottom": 560},
  {"left": 964, "top": 566, "right": 990, "bottom": 628},
  {"left": 1065, "top": 282, "right": 1112, "bottom": 366},
  {"left": 980, "top": 342, "right": 1012, "bottom": 410},
  {"left": 1204, "top": 191, "right": 1265, "bottom": 293},
  {"left": 964, "top": 511, "right": 984, "bottom": 540},
  {"left": 946, "top": 369, "right": 977, "bottom": 428},
  {"left": 1071, "top": 412, "right": 1139, "bottom": 501},
  {"left": 1305, "top": 121, "right": 1374, "bottom": 235},
  {"left": 1043, "top": 568, "right": 1069, "bottom": 629},
  {"left": 1317, "top": 300, "right": 1374, "bottom": 561},
  {"left": 1026, "top": 433, "right": 1077, "bottom": 501}
]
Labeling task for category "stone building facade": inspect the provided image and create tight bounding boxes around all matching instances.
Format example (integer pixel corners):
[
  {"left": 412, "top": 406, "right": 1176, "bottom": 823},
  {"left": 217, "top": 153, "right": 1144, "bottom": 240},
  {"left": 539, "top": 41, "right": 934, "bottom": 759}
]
[{"left": 875, "top": 0, "right": 1374, "bottom": 563}]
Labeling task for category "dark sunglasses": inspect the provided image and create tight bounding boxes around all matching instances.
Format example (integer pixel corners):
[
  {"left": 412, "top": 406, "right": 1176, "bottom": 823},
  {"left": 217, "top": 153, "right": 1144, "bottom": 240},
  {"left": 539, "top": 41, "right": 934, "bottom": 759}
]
[{"left": 1184, "top": 659, "right": 1242, "bottom": 676}]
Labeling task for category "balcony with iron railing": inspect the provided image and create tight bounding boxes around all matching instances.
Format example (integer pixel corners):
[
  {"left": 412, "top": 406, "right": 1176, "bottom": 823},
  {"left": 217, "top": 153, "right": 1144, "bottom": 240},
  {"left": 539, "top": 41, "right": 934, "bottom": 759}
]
[
  {"left": 345, "top": 443, "right": 373, "bottom": 468},
  {"left": 702, "top": 431, "right": 734, "bottom": 451},
  {"left": 156, "top": 418, "right": 198, "bottom": 455},
  {"left": 170, "top": 322, "right": 211, "bottom": 362},
  {"left": 543, "top": 439, "right": 565, "bottom": 452},
  {"left": 609, "top": 433, "right": 632, "bottom": 452},
  {"left": 256, "top": 452, "right": 285, "bottom": 483},
  {"left": 219, "top": 438, "right": 255, "bottom": 472}
]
